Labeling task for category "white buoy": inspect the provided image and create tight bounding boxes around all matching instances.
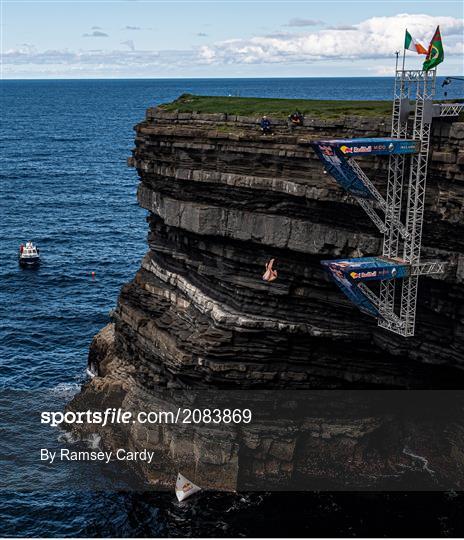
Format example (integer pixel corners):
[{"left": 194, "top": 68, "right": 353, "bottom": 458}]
[{"left": 175, "top": 473, "right": 201, "bottom": 502}]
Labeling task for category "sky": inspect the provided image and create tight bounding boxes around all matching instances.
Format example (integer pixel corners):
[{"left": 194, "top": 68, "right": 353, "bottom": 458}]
[{"left": 1, "top": 0, "right": 463, "bottom": 78}]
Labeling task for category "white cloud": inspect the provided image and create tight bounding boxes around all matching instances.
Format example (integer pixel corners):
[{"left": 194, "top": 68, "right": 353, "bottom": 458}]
[
  {"left": 3, "top": 48, "right": 158, "bottom": 66},
  {"left": 200, "top": 14, "right": 464, "bottom": 65},
  {"left": 13, "top": 43, "right": 37, "bottom": 54},
  {"left": 284, "top": 18, "right": 324, "bottom": 27},
  {"left": 83, "top": 30, "right": 109, "bottom": 38},
  {"left": 1, "top": 46, "right": 205, "bottom": 75},
  {"left": 121, "top": 40, "right": 135, "bottom": 51},
  {"left": 328, "top": 25, "right": 357, "bottom": 31},
  {"left": 369, "top": 64, "right": 396, "bottom": 76},
  {"left": 3, "top": 13, "right": 462, "bottom": 77}
]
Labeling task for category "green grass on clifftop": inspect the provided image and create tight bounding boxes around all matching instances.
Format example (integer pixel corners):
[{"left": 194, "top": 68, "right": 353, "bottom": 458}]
[{"left": 159, "top": 93, "right": 393, "bottom": 119}]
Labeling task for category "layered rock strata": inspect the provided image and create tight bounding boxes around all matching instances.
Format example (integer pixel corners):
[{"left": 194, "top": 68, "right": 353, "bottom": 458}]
[
  {"left": 69, "top": 103, "right": 464, "bottom": 490},
  {"left": 111, "top": 108, "right": 464, "bottom": 388}
]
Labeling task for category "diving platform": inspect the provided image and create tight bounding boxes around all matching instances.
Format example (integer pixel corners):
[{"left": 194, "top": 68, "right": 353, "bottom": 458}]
[
  {"left": 313, "top": 67, "right": 459, "bottom": 337},
  {"left": 321, "top": 257, "right": 444, "bottom": 326},
  {"left": 311, "top": 138, "right": 415, "bottom": 236},
  {"left": 313, "top": 138, "right": 419, "bottom": 158}
]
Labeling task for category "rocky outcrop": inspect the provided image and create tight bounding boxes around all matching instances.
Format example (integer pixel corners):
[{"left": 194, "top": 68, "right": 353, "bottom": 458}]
[
  {"left": 69, "top": 102, "right": 464, "bottom": 490},
  {"left": 114, "top": 107, "right": 464, "bottom": 388}
]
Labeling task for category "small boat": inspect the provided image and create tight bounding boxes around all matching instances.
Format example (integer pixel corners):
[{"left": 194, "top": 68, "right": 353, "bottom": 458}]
[
  {"left": 18, "top": 241, "right": 40, "bottom": 267},
  {"left": 175, "top": 473, "right": 201, "bottom": 502}
]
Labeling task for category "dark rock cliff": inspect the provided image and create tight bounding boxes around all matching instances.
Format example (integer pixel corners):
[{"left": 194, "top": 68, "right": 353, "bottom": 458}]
[
  {"left": 106, "top": 107, "right": 463, "bottom": 389},
  {"left": 69, "top": 104, "right": 464, "bottom": 490}
]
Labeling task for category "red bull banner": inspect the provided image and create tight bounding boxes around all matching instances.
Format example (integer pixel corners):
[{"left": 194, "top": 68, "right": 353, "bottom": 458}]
[
  {"left": 321, "top": 257, "right": 410, "bottom": 318},
  {"left": 312, "top": 138, "right": 418, "bottom": 200}
]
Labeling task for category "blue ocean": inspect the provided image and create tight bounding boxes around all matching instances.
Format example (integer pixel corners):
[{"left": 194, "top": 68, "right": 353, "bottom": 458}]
[{"left": 1, "top": 78, "right": 463, "bottom": 537}]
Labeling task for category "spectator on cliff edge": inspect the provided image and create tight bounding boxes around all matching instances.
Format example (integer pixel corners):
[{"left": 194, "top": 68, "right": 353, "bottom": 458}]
[
  {"left": 288, "top": 110, "right": 304, "bottom": 129},
  {"left": 260, "top": 115, "right": 272, "bottom": 135}
]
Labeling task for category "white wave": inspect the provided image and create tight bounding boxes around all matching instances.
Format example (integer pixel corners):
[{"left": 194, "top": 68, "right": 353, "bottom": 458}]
[
  {"left": 86, "top": 433, "right": 102, "bottom": 450},
  {"left": 403, "top": 447, "right": 435, "bottom": 475},
  {"left": 49, "top": 382, "right": 81, "bottom": 399},
  {"left": 57, "top": 430, "right": 79, "bottom": 444}
]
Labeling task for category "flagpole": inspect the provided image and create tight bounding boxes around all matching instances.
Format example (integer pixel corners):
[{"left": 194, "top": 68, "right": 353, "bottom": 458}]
[{"left": 401, "top": 29, "right": 407, "bottom": 73}]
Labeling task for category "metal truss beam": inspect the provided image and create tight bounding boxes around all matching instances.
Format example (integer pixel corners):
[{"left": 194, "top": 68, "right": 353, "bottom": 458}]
[
  {"left": 356, "top": 197, "right": 387, "bottom": 234},
  {"left": 348, "top": 158, "right": 409, "bottom": 239},
  {"left": 318, "top": 66, "right": 458, "bottom": 337},
  {"left": 410, "top": 261, "right": 446, "bottom": 276},
  {"left": 438, "top": 103, "right": 464, "bottom": 117},
  {"left": 358, "top": 283, "right": 405, "bottom": 329}
]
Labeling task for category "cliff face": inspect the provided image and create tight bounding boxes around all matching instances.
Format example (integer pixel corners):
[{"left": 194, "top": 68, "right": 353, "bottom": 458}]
[
  {"left": 68, "top": 105, "right": 464, "bottom": 490},
  {"left": 100, "top": 107, "right": 464, "bottom": 389}
]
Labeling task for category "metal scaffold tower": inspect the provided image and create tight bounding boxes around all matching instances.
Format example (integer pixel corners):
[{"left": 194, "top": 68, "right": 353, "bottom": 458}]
[{"left": 313, "top": 62, "right": 464, "bottom": 337}]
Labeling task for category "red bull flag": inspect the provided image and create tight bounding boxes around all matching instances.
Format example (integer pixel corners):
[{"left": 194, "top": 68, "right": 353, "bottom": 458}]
[
  {"left": 423, "top": 26, "right": 444, "bottom": 71},
  {"left": 404, "top": 29, "right": 427, "bottom": 54}
]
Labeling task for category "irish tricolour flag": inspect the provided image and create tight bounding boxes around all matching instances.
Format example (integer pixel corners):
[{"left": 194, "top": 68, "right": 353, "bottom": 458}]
[{"left": 404, "top": 30, "right": 428, "bottom": 54}]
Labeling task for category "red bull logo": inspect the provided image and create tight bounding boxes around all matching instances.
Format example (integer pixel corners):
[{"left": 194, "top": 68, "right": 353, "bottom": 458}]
[
  {"left": 340, "top": 145, "right": 372, "bottom": 154},
  {"left": 350, "top": 270, "right": 377, "bottom": 279}
]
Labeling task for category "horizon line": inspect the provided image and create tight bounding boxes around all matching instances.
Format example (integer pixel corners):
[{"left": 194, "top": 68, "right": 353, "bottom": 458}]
[{"left": 2, "top": 73, "right": 462, "bottom": 81}]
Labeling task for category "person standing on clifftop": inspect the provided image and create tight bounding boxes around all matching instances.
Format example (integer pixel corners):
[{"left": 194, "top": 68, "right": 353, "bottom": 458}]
[{"left": 260, "top": 115, "right": 272, "bottom": 135}]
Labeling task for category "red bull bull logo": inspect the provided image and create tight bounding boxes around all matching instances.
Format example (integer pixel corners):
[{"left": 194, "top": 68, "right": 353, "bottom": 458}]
[
  {"left": 340, "top": 145, "right": 372, "bottom": 154},
  {"left": 350, "top": 270, "right": 377, "bottom": 279}
]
